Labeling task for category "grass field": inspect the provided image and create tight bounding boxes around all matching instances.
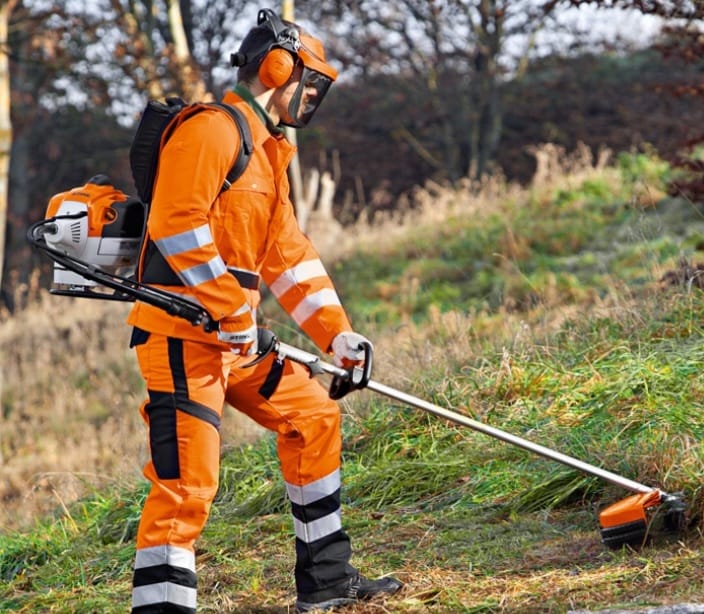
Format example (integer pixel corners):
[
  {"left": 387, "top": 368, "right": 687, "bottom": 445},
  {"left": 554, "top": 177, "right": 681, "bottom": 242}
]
[{"left": 2, "top": 146, "right": 704, "bottom": 612}]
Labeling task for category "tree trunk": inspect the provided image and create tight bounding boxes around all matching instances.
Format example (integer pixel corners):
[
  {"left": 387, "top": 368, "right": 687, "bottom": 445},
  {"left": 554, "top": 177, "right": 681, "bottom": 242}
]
[
  {"left": 167, "top": 0, "right": 207, "bottom": 101},
  {"left": 0, "top": 1, "right": 14, "bottom": 292},
  {"left": 469, "top": 0, "right": 503, "bottom": 179},
  {"left": 0, "top": 0, "right": 16, "bottom": 467},
  {"left": 281, "top": 0, "right": 310, "bottom": 230}
]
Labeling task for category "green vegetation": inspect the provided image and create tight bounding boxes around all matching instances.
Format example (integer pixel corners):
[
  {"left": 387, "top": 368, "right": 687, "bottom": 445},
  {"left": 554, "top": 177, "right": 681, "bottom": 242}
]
[{"left": 3, "top": 153, "right": 704, "bottom": 612}]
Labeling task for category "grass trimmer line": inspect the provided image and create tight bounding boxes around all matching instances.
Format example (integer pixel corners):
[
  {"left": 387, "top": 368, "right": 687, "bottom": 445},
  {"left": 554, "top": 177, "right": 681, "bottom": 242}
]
[{"left": 27, "top": 212, "right": 685, "bottom": 549}]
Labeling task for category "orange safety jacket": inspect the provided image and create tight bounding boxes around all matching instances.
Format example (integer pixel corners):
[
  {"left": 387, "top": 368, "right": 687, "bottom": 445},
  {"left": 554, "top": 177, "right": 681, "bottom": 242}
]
[{"left": 127, "top": 90, "right": 352, "bottom": 353}]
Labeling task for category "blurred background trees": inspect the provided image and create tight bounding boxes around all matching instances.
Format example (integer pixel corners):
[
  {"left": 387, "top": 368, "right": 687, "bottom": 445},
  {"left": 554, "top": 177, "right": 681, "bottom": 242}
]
[{"left": 1, "top": 0, "right": 703, "bottom": 309}]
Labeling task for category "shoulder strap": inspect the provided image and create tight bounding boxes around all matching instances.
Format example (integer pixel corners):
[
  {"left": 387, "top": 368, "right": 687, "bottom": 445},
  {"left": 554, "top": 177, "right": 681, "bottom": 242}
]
[
  {"left": 161, "top": 101, "right": 253, "bottom": 193},
  {"left": 140, "top": 103, "right": 254, "bottom": 286},
  {"left": 208, "top": 102, "right": 254, "bottom": 192}
]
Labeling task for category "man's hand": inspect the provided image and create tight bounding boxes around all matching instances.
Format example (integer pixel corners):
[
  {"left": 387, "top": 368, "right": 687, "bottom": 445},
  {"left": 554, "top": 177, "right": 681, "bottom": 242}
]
[
  {"left": 331, "top": 331, "right": 373, "bottom": 368},
  {"left": 217, "top": 310, "right": 257, "bottom": 356}
]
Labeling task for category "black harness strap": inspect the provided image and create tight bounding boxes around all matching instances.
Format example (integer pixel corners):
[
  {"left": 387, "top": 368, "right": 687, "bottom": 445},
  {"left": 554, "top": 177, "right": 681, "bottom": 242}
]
[{"left": 139, "top": 103, "right": 254, "bottom": 287}]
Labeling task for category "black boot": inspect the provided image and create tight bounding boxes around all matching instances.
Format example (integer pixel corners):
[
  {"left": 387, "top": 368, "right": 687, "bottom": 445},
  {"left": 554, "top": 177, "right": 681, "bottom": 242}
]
[{"left": 295, "top": 573, "right": 403, "bottom": 612}]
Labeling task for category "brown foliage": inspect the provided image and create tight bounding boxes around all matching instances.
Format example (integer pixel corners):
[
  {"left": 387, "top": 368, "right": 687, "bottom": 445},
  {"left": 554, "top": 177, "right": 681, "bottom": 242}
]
[
  {"left": 301, "top": 45, "right": 704, "bottom": 225},
  {"left": 560, "top": 4, "right": 704, "bottom": 201},
  {"left": 499, "top": 49, "right": 703, "bottom": 183},
  {"left": 653, "top": 25, "right": 704, "bottom": 201}
]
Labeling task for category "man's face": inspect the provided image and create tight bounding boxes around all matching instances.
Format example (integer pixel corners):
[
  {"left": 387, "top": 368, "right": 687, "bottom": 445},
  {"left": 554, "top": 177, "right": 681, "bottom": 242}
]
[
  {"left": 298, "top": 71, "right": 327, "bottom": 117},
  {"left": 271, "top": 64, "right": 304, "bottom": 126}
]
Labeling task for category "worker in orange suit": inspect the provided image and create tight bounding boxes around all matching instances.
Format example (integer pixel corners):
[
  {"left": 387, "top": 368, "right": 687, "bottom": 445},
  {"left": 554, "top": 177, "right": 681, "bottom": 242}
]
[{"left": 127, "top": 7, "right": 402, "bottom": 613}]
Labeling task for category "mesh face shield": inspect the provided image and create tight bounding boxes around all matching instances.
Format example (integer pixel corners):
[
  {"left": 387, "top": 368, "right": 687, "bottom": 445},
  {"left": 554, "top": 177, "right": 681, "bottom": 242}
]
[
  {"left": 282, "top": 66, "right": 334, "bottom": 128},
  {"left": 280, "top": 32, "right": 337, "bottom": 128}
]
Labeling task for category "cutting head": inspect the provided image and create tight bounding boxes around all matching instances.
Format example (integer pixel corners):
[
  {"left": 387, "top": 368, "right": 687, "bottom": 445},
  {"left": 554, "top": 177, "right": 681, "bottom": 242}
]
[{"left": 599, "top": 490, "right": 686, "bottom": 549}]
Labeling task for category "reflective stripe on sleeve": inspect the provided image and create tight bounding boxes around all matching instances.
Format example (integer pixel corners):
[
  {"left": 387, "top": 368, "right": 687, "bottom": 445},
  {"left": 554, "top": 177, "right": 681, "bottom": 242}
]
[
  {"left": 290, "top": 288, "right": 342, "bottom": 326},
  {"left": 232, "top": 301, "right": 251, "bottom": 317},
  {"left": 217, "top": 322, "right": 257, "bottom": 345},
  {"left": 179, "top": 257, "right": 228, "bottom": 287},
  {"left": 154, "top": 224, "right": 214, "bottom": 256},
  {"left": 269, "top": 259, "right": 328, "bottom": 298}
]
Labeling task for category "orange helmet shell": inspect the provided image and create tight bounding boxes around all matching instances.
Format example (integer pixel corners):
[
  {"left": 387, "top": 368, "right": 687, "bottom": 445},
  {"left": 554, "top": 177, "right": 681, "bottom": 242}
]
[{"left": 298, "top": 33, "right": 338, "bottom": 82}]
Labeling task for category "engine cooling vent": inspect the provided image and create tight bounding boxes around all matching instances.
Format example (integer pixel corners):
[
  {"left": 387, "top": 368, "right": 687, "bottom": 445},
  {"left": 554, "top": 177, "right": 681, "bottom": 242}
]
[{"left": 70, "top": 221, "right": 82, "bottom": 243}]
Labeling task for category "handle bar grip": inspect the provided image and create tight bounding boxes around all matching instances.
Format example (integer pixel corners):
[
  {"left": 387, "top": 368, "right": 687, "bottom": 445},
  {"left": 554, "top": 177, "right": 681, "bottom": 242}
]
[
  {"left": 328, "top": 340, "right": 373, "bottom": 399},
  {"left": 251, "top": 337, "right": 373, "bottom": 399}
]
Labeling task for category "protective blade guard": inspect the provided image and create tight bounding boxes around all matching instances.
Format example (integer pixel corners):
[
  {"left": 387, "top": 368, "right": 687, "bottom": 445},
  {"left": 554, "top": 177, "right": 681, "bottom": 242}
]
[
  {"left": 253, "top": 335, "right": 687, "bottom": 550},
  {"left": 599, "top": 490, "right": 686, "bottom": 548},
  {"left": 599, "top": 491, "right": 661, "bottom": 548}
]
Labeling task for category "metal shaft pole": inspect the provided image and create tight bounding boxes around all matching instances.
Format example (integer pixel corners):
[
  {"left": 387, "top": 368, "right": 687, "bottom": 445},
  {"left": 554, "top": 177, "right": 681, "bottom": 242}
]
[
  {"left": 365, "top": 379, "right": 653, "bottom": 494},
  {"left": 275, "top": 341, "right": 654, "bottom": 495}
]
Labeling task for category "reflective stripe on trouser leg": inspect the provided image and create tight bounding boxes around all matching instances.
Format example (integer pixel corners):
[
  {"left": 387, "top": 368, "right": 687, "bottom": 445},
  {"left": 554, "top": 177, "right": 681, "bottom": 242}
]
[
  {"left": 225, "top": 354, "right": 356, "bottom": 594},
  {"left": 132, "top": 545, "right": 197, "bottom": 614},
  {"left": 286, "top": 468, "right": 354, "bottom": 594},
  {"left": 132, "top": 335, "right": 232, "bottom": 613}
]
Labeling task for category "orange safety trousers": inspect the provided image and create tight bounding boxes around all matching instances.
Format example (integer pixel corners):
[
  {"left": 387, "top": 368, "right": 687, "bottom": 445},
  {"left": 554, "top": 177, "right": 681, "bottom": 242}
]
[{"left": 130, "top": 331, "right": 356, "bottom": 614}]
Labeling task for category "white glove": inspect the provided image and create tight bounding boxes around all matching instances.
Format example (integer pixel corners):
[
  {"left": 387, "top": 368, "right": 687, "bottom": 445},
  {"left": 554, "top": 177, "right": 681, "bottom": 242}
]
[{"left": 331, "top": 331, "right": 372, "bottom": 368}]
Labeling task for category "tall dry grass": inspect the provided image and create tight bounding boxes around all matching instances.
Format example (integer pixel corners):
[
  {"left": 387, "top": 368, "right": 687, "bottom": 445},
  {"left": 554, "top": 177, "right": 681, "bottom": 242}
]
[
  {"left": 0, "top": 290, "right": 263, "bottom": 530},
  {"left": 0, "top": 291, "right": 139, "bottom": 529}
]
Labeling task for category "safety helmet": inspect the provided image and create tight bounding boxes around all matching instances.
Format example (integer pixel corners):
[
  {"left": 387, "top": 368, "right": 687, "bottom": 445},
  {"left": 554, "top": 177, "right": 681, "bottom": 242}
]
[{"left": 231, "top": 8, "right": 338, "bottom": 128}]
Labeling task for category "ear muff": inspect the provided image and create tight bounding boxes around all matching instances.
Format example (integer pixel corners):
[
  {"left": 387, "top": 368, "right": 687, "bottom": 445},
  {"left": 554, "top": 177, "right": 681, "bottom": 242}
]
[{"left": 258, "top": 48, "right": 295, "bottom": 89}]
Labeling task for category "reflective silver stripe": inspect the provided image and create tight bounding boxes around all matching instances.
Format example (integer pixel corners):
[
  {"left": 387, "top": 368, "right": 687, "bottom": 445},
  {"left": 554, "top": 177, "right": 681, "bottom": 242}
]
[
  {"left": 217, "top": 322, "right": 257, "bottom": 345},
  {"left": 292, "top": 510, "right": 342, "bottom": 543},
  {"left": 155, "top": 224, "right": 213, "bottom": 256},
  {"left": 269, "top": 259, "right": 328, "bottom": 298},
  {"left": 232, "top": 302, "right": 251, "bottom": 317},
  {"left": 132, "top": 582, "right": 197, "bottom": 609},
  {"left": 134, "top": 544, "right": 195, "bottom": 571},
  {"left": 217, "top": 303, "right": 256, "bottom": 344},
  {"left": 286, "top": 469, "right": 340, "bottom": 506},
  {"left": 290, "top": 288, "right": 342, "bottom": 325},
  {"left": 180, "top": 256, "right": 227, "bottom": 287}
]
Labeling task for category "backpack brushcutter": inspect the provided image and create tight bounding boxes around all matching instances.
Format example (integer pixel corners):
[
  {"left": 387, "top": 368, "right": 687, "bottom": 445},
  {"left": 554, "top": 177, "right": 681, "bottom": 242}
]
[{"left": 27, "top": 190, "right": 686, "bottom": 549}]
